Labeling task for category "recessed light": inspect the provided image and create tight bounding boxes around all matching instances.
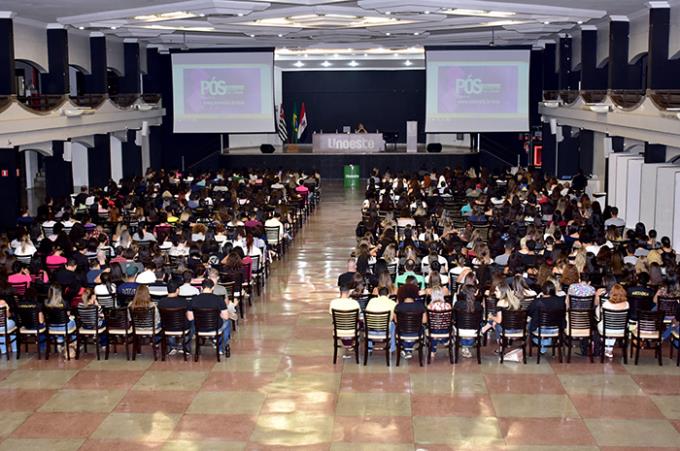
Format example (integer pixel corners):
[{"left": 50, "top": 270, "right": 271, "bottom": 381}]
[
  {"left": 385, "top": 11, "right": 391, "bottom": 15},
  {"left": 293, "top": 61, "right": 304, "bottom": 67},
  {"left": 577, "top": 20, "right": 584, "bottom": 24},
  {"left": 237, "top": 13, "right": 244, "bottom": 17},
  {"left": 249, "top": 34, "right": 255, "bottom": 37},
  {"left": 278, "top": 34, "right": 283, "bottom": 37},
  {"left": 321, "top": 61, "right": 332, "bottom": 67},
  {"left": 333, "top": 53, "right": 339, "bottom": 58},
  {"left": 199, "top": 13, "right": 205, "bottom": 17},
  {"left": 110, "top": 26, "right": 117, "bottom": 30},
  {"left": 385, "top": 32, "right": 391, "bottom": 36},
  {"left": 348, "top": 60, "right": 359, "bottom": 67},
  {"left": 363, "top": 53, "right": 368, "bottom": 57},
  {"left": 404, "top": 60, "right": 413, "bottom": 66},
  {"left": 78, "top": 26, "right": 85, "bottom": 30},
  {"left": 543, "top": 21, "right": 550, "bottom": 25},
  {"left": 304, "top": 53, "right": 309, "bottom": 58},
  {"left": 414, "top": 32, "right": 420, "bottom": 35},
  {"left": 424, "top": 10, "right": 430, "bottom": 14}
]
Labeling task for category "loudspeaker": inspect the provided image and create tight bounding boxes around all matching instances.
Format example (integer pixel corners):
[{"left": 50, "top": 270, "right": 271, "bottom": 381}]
[
  {"left": 427, "top": 143, "right": 442, "bottom": 153},
  {"left": 260, "top": 144, "right": 275, "bottom": 154},
  {"left": 549, "top": 118, "right": 557, "bottom": 135}
]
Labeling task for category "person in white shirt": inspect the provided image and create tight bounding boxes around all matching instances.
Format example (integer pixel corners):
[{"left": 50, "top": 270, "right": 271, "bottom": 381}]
[
  {"left": 264, "top": 211, "right": 289, "bottom": 243},
  {"left": 178, "top": 271, "right": 200, "bottom": 297},
  {"left": 365, "top": 287, "right": 397, "bottom": 353},
  {"left": 329, "top": 285, "right": 361, "bottom": 314},
  {"left": 604, "top": 207, "right": 626, "bottom": 229},
  {"left": 136, "top": 261, "right": 158, "bottom": 284}
]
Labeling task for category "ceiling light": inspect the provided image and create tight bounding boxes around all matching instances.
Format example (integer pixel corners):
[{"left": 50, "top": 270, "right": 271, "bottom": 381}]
[
  {"left": 199, "top": 13, "right": 205, "bottom": 17},
  {"left": 333, "top": 53, "right": 339, "bottom": 58},
  {"left": 385, "top": 32, "right": 391, "bottom": 36},
  {"left": 304, "top": 53, "right": 309, "bottom": 58},
  {"left": 237, "top": 13, "right": 244, "bottom": 17},
  {"left": 363, "top": 53, "right": 368, "bottom": 57},
  {"left": 413, "top": 32, "right": 420, "bottom": 35},
  {"left": 142, "top": 24, "right": 215, "bottom": 32},
  {"left": 278, "top": 33, "right": 283, "bottom": 37},
  {"left": 133, "top": 11, "right": 197, "bottom": 22},
  {"left": 348, "top": 60, "right": 359, "bottom": 67},
  {"left": 424, "top": 10, "right": 430, "bottom": 14},
  {"left": 404, "top": 60, "right": 413, "bottom": 66},
  {"left": 110, "top": 26, "right": 117, "bottom": 30},
  {"left": 250, "top": 34, "right": 255, "bottom": 37},
  {"left": 321, "top": 61, "right": 332, "bottom": 67},
  {"left": 444, "top": 9, "right": 516, "bottom": 18},
  {"left": 290, "top": 14, "right": 318, "bottom": 20},
  {"left": 385, "top": 11, "right": 391, "bottom": 15},
  {"left": 543, "top": 21, "right": 551, "bottom": 24},
  {"left": 577, "top": 20, "right": 584, "bottom": 24},
  {"left": 326, "top": 14, "right": 357, "bottom": 19},
  {"left": 293, "top": 61, "right": 304, "bottom": 67},
  {"left": 78, "top": 26, "right": 84, "bottom": 30}
]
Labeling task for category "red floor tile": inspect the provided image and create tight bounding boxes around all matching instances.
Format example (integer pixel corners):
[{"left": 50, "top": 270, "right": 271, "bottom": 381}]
[
  {"left": 202, "top": 372, "right": 276, "bottom": 391},
  {"left": 292, "top": 327, "right": 330, "bottom": 339},
  {"left": 499, "top": 418, "right": 596, "bottom": 446},
  {"left": 411, "top": 394, "right": 495, "bottom": 417},
  {"left": 483, "top": 373, "right": 566, "bottom": 394},
  {"left": 11, "top": 412, "right": 106, "bottom": 438},
  {"left": 631, "top": 375, "right": 680, "bottom": 395},
  {"left": 672, "top": 420, "right": 680, "bottom": 434},
  {"left": 332, "top": 415, "right": 413, "bottom": 443},
  {"left": 171, "top": 414, "right": 256, "bottom": 441},
  {"left": 114, "top": 390, "right": 196, "bottom": 414},
  {"left": 245, "top": 443, "right": 330, "bottom": 451},
  {"left": 0, "top": 389, "right": 55, "bottom": 411},
  {"left": 340, "top": 372, "right": 411, "bottom": 392},
  {"left": 570, "top": 395, "right": 665, "bottom": 419},
  {"left": 64, "top": 370, "right": 144, "bottom": 389},
  {"left": 78, "top": 439, "right": 165, "bottom": 451}
]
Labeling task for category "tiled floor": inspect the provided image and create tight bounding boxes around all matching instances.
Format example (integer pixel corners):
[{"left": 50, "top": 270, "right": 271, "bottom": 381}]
[{"left": 2, "top": 181, "right": 680, "bottom": 450}]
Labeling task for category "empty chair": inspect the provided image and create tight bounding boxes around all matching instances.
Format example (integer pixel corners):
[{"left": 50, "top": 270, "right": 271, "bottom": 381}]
[
  {"left": 363, "top": 310, "right": 391, "bottom": 366},
  {"left": 75, "top": 304, "right": 108, "bottom": 360},
  {"left": 130, "top": 307, "right": 162, "bottom": 361},
  {"left": 104, "top": 307, "right": 133, "bottom": 360},
  {"left": 631, "top": 310, "right": 664, "bottom": 366},
  {"left": 453, "top": 310, "right": 483, "bottom": 364},
  {"left": 159, "top": 307, "right": 191, "bottom": 361},
  {"left": 425, "top": 309, "right": 454, "bottom": 364},
  {"left": 16, "top": 304, "right": 45, "bottom": 359},
  {"left": 395, "top": 311, "right": 425, "bottom": 366},
  {"left": 498, "top": 310, "right": 528, "bottom": 364},
  {"left": 331, "top": 309, "right": 360, "bottom": 364},
  {"left": 564, "top": 309, "right": 595, "bottom": 363}
]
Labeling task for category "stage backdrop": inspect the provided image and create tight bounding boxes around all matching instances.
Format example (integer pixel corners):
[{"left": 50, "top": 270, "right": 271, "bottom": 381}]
[{"left": 283, "top": 70, "right": 425, "bottom": 143}]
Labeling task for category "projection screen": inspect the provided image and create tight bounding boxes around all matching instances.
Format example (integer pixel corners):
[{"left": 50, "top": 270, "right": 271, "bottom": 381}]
[
  {"left": 425, "top": 48, "right": 530, "bottom": 133},
  {"left": 172, "top": 52, "right": 275, "bottom": 133}
]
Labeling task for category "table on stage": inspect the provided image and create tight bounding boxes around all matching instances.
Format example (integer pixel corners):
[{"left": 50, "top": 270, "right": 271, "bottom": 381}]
[{"left": 312, "top": 133, "right": 385, "bottom": 152}]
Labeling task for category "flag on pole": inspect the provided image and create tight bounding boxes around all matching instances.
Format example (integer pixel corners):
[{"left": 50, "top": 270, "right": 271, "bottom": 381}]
[
  {"left": 277, "top": 104, "right": 288, "bottom": 143},
  {"left": 297, "top": 102, "right": 307, "bottom": 141},
  {"left": 291, "top": 103, "right": 299, "bottom": 144}
]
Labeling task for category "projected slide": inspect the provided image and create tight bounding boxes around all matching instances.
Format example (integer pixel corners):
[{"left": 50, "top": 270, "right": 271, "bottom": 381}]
[
  {"left": 172, "top": 52, "right": 275, "bottom": 133},
  {"left": 426, "top": 49, "right": 530, "bottom": 133}
]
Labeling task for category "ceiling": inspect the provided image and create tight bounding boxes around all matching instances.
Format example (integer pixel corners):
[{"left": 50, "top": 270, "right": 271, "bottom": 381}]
[{"left": 1, "top": 0, "right": 658, "bottom": 55}]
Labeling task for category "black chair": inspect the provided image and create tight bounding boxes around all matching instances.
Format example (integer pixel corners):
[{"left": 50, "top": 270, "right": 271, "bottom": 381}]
[
  {"left": 425, "top": 309, "right": 454, "bottom": 364},
  {"left": 45, "top": 307, "right": 76, "bottom": 361},
  {"left": 498, "top": 310, "right": 528, "bottom": 364},
  {"left": 193, "top": 308, "right": 227, "bottom": 362},
  {"left": 331, "top": 309, "right": 360, "bottom": 364},
  {"left": 600, "top": 308, "right": 630, "bottom": 364},
  {"left": 0, "top": 306, "right": 18, "bottom": 360},
  {"left": 569, "top": 295, "right": 595, "bottom": 310},
  {"left": 265, "top": 226, "right": 283, "bottom": 258},
  {"left": 453, "top": 310, "right": 483, "bottom": 364},
  {"left": 565, "top": 309, "right": 595, "bottom": 363},
  {"left": 363, "top": 310, "right": 391, "bottom": 366},
  {"left": 16, "top": 304, "right": 45, "bottom": 359},
  {"left": 632, "top": 310, "right": 664, "bottom": 366},
  {"left": 9, "top": 281, "right": 28, "bottom": 297},
  {"left": 396, "top": 311, "right": 425, "bottom": 367},
  {"left": 130, "top": 307, "right": 162, "bottom": 361},
  {"left": 104, "top": 307, "right": 133, "bottom": 360},
  {"left": 76, "top": 305, "right": 108, "bottom": 360},
  {"left": 95, "top": 292, "right": 117, "bottom": 309},
  {"left": 159, "top": 307, "right": 191, "bottom": 361},
  {"left": 528, "top": 310, "right": 564, "bottom": 364}
]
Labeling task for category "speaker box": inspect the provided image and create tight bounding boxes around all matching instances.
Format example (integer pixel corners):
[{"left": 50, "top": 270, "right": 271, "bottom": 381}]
[
  {"left": 260, "top": 144, "right": 275, "bottom": 154},
  {"left": 427, "top": 143, "right": 442, "bottom": 153}
]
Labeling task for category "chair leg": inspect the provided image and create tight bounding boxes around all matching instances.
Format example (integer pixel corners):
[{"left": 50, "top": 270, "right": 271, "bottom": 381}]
[
  {"left": 161, "top": 335, "right": 167, "bottom": 362},
  {"left": 105, "top": 334, "right": 110, "bottom": 360},
  {"left": 658, "top": 341, "right": 663, "bottom": 366},
  {"left": 448, "top": 336, "right": 454, "bottom": 365},
  {"left": 36, "top": 335, "right": 41, "bottom": 360},
  {"left": 522, "top": 337, "right": 527, "bottom": 364},
  {"left": 216, "top": 334, "right": 220, "bottom": 363},
  {"left": 64, "top": 334, "right": 71, "bottom": 361},
  {"left": 363, "top": 337, "right": 368, "bottom": 366},
  {"left": 194, "top": 337, "right": 201, "bottom": 362},
  {"left": 386, "top": 340, "right": 391, "bottom": 367},
  {"left": 95, "top": 335, "right": 101, "bottom": 361},
  {"left": 623, "top": 336, "right": 628, "bottom": 365},
  {"left": 557, "top": 334, "right": 563, "bottom": 363},
  {"left": 333, "top": 338, "right": 338, "bottom": 364},
  {"left": 355, "top": 337, "right": 360, "bottom": 365},
  {"left": 500, "top": 336, "right": 505, "bottom": 364},
  {"left": 476, "top": 337, "right": 481, "bottom": 365},
  {"left": 566, "top": 337, "right": 572, "bottom": 363},
  {"left": 427, "top": 338, "right": 432, "bottom": 365},
  {"left": 15, "top": 333, "right": 20, "bottom": 360},
  {"left": 396, "top": 339, "right": 401, "bottom": 367},
  {"left": 454, "top": 337, "right": 459, "bottom": 364}
]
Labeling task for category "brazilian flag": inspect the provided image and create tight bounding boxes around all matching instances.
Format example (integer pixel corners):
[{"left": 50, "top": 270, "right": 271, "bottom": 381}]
[{"left": 291, "top": 103, "right": 299, "bottom": 144}]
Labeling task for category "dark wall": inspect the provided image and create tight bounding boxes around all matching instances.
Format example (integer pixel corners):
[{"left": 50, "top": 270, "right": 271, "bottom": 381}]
[{"left": 283, "top": 70, "right": 426, "bottom": 143}]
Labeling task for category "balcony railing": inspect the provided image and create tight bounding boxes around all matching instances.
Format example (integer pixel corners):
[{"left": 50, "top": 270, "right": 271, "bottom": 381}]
[
  {"left": 141, "top": 93, "right": 161, "bottom": 104},
  {"left": 581, "top": 90, "right": 608, "bottom": 104},
  {"left": 0, "top": 95, "right": 11, "bottom": 112},
  {"left": 16, "top": 94, "right": 66, "bottom": 112},
  {"left": 648, "top": 89, "right": 680, "bottom": 111},
  {"left": 70, "top": 93, "right": 107, "bottom": 108},
  {"left": 543, "top": 90, "right": 560, "bottom": 101},
  {"left": 559, "top": 90, "right": 580, "bottom": 105},
  {"left": 110, "top": 93, "right": 139, "bottom": 108},
  {"left": 609, "top": 90, "right": 645, "bottom": 109}
]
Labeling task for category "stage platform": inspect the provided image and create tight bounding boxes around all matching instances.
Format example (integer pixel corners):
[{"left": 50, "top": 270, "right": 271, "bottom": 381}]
[{"left": 220, "top": 145, "right": 479, "bottom": 178}]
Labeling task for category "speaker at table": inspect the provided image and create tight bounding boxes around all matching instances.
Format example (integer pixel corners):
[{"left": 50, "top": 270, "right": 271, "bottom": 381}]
[
  {"left": 260, "top": 144, "right": 275, "bottom": 154},
  {"left": 427, "top": 143, "right": 442, "bottom": 153}
]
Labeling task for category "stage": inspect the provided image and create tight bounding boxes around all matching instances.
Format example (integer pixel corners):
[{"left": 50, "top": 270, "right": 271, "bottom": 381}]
[{"left": 219, "top": 145, "right": 479, "bottom": 178}]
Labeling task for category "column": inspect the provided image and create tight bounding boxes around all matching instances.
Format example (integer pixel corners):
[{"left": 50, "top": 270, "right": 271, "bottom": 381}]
[
  {"left": 557, "top": 125, "right": 580, "bottom": 177},
  {"left": 647, "top": 2, "right": 673, "bottom": 89},
  {"left": 45, "top": 141, "right": 73, "bottom": 199},
  {"left": 0, "top": 12, "right": 16, "bottom": 96},
  {"left": 592, "top": 131, "right": 608, "bottom": 193},
  {"left": 122, "top": 129, "right": 142, "bottom": 178},
  {"left": 644, "top": 143, "right": 666, "bottom": 163},
  {"left": 120, "top": 39, "right": 140, "bottom": 94},
  {"left": 558, "top": 36, "right": 572, "bottom": 90},
  {"left": 41, "top": 24, "right": 69, "bottom": 95},
  {"left": 541, "top": 122, "right": 557, "bottom": 176},
  {"left": 579, "top": 130, "right": 595, "bottom": 175},
  {"left": 608, "top": 18, "right": 630, "bottom": 89},
  {"left": 109, "top": 134, "right": 123, "bottom": 183},
  {"left": 83, "top": 32, "right": 107, "bottom": 94},
  {"left": 580, "top": 26, "right": 607, "bottom": 90},
  {"left": 543, "top": 42, "right": 558, "bottom": 91},
  {"left": 143, "top": 46, "right": 162, "bottom": 94},
  {"left": 148, "top": 125, "right": 162, "bottom": 169},
  {"left": 88, "top": 134, "right": 111, "bottom": 187},
  {"left": 0, "top": 148, "right": 20, "bottom": 229},
  {"left": 611, "top": 136, "right": 625, "bottom": 152}
]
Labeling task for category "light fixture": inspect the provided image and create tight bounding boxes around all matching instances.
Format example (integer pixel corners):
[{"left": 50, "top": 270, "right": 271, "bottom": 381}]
[
  {"left": 385, "top": 11, "right": 391, "bottom": 15},
  {"left": 277, "top": 33, "right": 283, "bottom": 37},
  {"left": 293, "top": 61, "right": 304, "bottom": 67},
  {"left": 290, "top": 14, "right": 318, "bottom": 20},
  {"left": 404, "top": 60, "right": 413, "bottom": 66},
  {"left": 304, "top": 53, "right": 309, "bottom": 58},
  {"left": 348, "top": 60, "right": 359, "bottom": 67},
  {"left": 110, "top": 26, "right": 117, "bottom": 30},
  {"left": 424, "top": 10, "right": 430, "bottom": 14},
  {"left": 78, "top": 26, "right": 84, "bottom": 30},
  {"left": 249, "top": 34, "right": 255, "bottom": 37},
  {"left": 237, "top": 13, "right": 244, "bottom": 17},
  {"left": 142, "top": 24, "right": 215, "bottom": 31},
  {"left": 577, "top": 20, "right": 584, "bottom": 24},
  {"left": 321, "top": 61, "right": 332, "bottom": 67},
  {"left": 413, "top": 32, "right": 420, "bottom": 35},
  {"left": 199, "top": 13, "right": 205, "bottom": 17},
  {"left": 133, "top": 11, "right": 197, "bottom": 22},
  {"left": 443, "top": 9, "right": 516, "bottom": 18},
  {"left": 333, "top": 53, "right": 339, "bottom": 58},
  {"left": 363, "top": 53, "right": 368, "bottom": 57},
  {"left": 543, "top": 21, "right": 551, "bottom": 24},
  {"left": 385, "top": 32, "right": 391, "bottom": 36}
]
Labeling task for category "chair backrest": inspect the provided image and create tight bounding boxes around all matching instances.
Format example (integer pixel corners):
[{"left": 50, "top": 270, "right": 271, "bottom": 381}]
[
  {"left": 387, "top": 263, "right": 398, "bottom": 280},
  {"left": 193, "top": 308, "right": 221, "bottom": 333},
  {"left": 484, "top": 296, "right": 497, "bottom": 318},
  {"left": 602, "top": 307, "right": 629, "bottom": 332},
  {"left": 265, "top": 226, "right": 280, "bottom": 243},
  {"left": 364, "top": 311, "right": 391, "bottom": 333},
  {"left": 657, "top": 296, "right": 679, "bottom": 320},
  {"left": 0, "top": 305, "right": 8, "bottom": 329},
  {"left": 76, "top": 305, "right": 100, "bottom": 329},
  {"left": 473, "top": 224, "right": 490, "bottom": 241},
  {"left": 105, "top": 307, "right": 130, "bottom": 330},
  {"left": 569, "top": 295, "right": 594, "bottom": 310},
  {"left": 130, "top": 307, "right": 156, "bottom": 330},
  {"left": 249, "top": 254, "right": 260, "bottom": 273},
  {"left": 501, "top": 309, "right": 527, "bottom": 333},
  {"left": 396, "top": 310, "right": 424, "bottom": 336},
  {"left": 217, "top": 277, "right": 237, "bottom": 301},
  {"left": 351, "top": 294, "right": 371, "bottom": 312},
  {"left": 568, "top": 308, "right": 593, "bottom": 332},
  {"left": 95, "top": 293, "right": 116, "bottom": 309},
  {"left": 520, "top": 295, "right": 536, "bottom": 310},
  {"left": 16, "top": 304, "right": 41, "bottom": 329},
  {"left": 45, "top": 307, "right": 70, "bottom": 326},
  {"left": 9, "top": 281, "right": 27, "bottom": 296},
  {"left": 454, "top": 309, "right": 483, "bottom": 331},
  {"left": 159, "top": 307, "right": 189, "bottom": 332},
  {"left": 332, "top": 309, "right": 359, "bottom": 336},
  {"left": 535, "top": 309, "right": 564, "bottom": 329},
  {"left": 427, "top": 309, "right": 453, "bottom": 332},
  {"left": 636, "top": 310, "right": 664, "bottom": 338}
]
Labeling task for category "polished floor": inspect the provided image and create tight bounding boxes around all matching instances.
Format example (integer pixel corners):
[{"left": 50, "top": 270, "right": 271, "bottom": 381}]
[{"left": 2, "top": 182, "right": 680, "bottom": 450}]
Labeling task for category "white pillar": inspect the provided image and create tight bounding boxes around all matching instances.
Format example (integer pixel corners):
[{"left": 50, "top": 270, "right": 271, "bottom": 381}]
[
  {"left": 24, "top": 150, "right": 38, "bottom": 189},
  {"left": 71, "top": 142, "right": 89, "bottom": 188},
  {"left": 139, "top": 130, "right": 150, "bottom": 173},
  {"left": 110, "top": 134, "right": 123, "bottom": 183}
]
